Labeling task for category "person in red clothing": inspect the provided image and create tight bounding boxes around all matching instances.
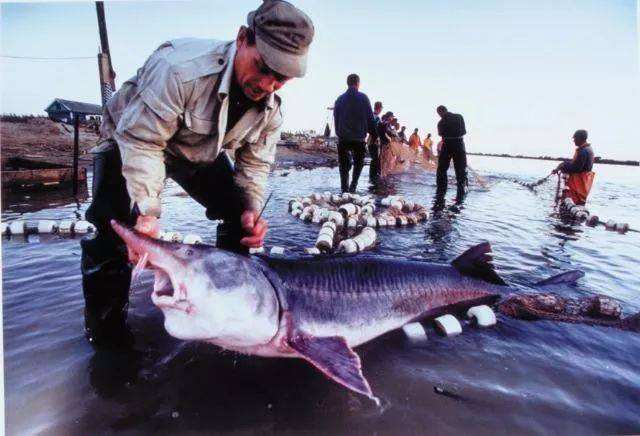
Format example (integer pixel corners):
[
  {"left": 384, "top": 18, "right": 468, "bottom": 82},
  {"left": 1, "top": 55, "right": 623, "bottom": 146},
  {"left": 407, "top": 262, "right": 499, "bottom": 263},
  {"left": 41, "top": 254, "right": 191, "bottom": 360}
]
[{"left": 553, "top": 129, "right": 595, "bottom": 205}]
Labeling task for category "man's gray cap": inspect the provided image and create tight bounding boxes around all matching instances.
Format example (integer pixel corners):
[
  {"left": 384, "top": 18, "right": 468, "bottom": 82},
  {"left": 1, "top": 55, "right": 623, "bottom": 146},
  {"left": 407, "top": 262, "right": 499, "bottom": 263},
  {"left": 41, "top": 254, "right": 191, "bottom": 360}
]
[{"left": 247, "top": 0, "right": 315, "bottom": 78}]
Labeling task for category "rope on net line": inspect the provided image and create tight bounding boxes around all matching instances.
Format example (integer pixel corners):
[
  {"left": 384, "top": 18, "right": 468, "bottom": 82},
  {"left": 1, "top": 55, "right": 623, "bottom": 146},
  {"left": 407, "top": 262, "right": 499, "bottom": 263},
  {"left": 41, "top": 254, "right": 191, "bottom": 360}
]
[
  {"left": 0, "top": 219, "right": 205, "bottom": 245},
  {"left": 510, "top": 172, "right": 554, "bottom": 191},
  {"left": 553, "top": 173, "right": 637, "bottom": 234}
]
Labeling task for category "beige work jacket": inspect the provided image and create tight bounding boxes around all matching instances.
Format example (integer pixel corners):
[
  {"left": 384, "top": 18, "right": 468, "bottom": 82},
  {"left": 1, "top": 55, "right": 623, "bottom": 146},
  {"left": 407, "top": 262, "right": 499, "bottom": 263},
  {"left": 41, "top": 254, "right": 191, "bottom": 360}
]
[{"left": 97, "top": 38, "right": 283, "bottom": 217}]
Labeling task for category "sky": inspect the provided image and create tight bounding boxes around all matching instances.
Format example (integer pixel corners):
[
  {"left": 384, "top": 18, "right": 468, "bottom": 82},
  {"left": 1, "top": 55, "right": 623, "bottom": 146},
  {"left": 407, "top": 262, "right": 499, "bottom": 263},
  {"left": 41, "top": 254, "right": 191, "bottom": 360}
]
[{"left": 1, "top": 0, "right": 638, "bottom": 160}]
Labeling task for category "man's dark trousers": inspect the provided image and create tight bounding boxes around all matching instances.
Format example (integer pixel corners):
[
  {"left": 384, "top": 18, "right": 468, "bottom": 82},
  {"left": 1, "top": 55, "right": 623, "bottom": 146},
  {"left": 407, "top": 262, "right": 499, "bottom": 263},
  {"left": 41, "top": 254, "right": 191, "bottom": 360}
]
[
  {"left": 337, "top": 140, "right": 366, "bottom": 193},
  {"left": 81, "top": 143, "right": 246, "bottom": 347},
  {"left": 435, "top": 138, "right": 468, "bottom": 201},
  {"left": 367, "top": 139, "right": 380, "bottom": 183}
]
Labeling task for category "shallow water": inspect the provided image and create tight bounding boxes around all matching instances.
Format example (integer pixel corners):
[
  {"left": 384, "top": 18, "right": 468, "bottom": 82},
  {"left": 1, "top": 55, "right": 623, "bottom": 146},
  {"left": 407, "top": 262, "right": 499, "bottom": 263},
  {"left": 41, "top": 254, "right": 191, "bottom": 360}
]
[{"left": 3, "top": 156, "right": 640, "bottom": 435}]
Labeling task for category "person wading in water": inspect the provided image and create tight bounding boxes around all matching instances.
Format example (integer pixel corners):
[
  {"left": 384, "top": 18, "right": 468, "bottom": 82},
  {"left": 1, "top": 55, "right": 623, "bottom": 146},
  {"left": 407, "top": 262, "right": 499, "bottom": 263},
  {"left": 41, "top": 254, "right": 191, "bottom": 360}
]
[
  {"left": 553, "top": 129, "right": 595, "bottom": 205},
  {"left": 434, "top": 105, "right": 467, "bottom": 208}
]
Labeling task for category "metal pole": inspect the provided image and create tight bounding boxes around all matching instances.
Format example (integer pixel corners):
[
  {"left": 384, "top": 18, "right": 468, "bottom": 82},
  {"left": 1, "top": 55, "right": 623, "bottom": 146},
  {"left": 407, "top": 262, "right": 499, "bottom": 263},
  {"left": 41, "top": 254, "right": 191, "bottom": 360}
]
[
  {"left": 72, "top": 114, "right": 80, "bottom": 196},
  {"left": 96, "top": 1, "right": 116, "bottom": 104}
]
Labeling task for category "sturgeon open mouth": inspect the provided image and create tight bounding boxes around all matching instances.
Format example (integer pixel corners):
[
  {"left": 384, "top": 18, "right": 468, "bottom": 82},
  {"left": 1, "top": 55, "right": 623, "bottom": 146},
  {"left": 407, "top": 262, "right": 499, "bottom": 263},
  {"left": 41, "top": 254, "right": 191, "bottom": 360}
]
[
  {"left": 154, "top": 270, "right": 174, "bottom": 298},
  {"left": 150, "top": 268, "right": 191, "bottom": 313}
]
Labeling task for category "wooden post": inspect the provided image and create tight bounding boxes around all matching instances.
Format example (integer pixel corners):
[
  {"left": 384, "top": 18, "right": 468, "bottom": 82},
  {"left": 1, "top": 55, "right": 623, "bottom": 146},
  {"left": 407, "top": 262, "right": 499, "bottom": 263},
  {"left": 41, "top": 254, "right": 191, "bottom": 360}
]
[{"left": 72, "top": 114, "right": 80, "bottom": 196}]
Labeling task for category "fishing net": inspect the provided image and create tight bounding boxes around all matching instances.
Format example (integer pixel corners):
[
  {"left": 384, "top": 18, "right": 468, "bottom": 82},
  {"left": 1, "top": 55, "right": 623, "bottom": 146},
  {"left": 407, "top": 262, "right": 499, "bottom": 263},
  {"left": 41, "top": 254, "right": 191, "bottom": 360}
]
[
  {"left": 497, "top": 292, "right": 639, "bottom": 331},
  {"left": 380, "top": 140, "right": 436, "bottom": 177}
]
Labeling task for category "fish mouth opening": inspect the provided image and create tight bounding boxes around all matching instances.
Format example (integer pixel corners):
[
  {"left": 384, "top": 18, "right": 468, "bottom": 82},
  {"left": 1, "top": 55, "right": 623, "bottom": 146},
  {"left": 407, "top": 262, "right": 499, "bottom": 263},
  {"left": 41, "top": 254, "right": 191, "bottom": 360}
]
[{"left": 150, "top": 268, "right": 191, "bottom": 313}]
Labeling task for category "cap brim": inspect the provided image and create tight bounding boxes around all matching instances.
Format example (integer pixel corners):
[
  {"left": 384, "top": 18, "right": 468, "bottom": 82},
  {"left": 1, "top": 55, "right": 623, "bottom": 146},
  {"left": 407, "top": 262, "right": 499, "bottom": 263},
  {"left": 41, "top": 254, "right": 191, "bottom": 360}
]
[{"left": 256, "top": 36, "right": 307, "bottom": 79}]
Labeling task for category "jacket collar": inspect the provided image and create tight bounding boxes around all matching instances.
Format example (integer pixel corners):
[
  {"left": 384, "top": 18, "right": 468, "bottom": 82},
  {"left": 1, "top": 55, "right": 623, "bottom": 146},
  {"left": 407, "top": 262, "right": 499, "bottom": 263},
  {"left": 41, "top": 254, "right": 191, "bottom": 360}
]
[{"left": 217, "top": 41, "right": 275, "bottom": 111}]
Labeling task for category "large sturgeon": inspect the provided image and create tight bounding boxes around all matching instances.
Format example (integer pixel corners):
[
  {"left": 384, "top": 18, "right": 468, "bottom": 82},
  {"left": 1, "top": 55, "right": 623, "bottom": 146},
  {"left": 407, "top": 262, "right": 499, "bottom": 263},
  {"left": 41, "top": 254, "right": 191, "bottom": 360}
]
[{"left": 111, "top": 220, "right": 585, "bottom": 403}]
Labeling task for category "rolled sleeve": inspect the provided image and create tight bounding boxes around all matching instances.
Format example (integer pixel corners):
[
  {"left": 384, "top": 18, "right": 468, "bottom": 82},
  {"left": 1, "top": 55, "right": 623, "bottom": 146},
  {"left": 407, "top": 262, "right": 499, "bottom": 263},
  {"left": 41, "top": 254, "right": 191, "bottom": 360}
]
[
  {"left": 114, "top": 55, "right": 184, "bottom": 217},
  {"left": 233, "top": 109, "right": 283, "bottom": 212}
]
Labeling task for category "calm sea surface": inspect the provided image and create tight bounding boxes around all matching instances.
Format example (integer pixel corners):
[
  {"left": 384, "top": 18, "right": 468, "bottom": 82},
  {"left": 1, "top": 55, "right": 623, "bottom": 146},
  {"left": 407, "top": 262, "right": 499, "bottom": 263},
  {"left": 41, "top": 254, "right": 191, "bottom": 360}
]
[{"left": 3, "top": 155, "right": 640, "bottom": 435}]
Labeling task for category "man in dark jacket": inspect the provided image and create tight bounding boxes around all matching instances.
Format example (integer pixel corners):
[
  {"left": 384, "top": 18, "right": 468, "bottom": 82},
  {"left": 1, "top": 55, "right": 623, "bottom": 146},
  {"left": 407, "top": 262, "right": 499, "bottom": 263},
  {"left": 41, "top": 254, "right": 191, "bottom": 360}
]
[
  {"left": 334, "top": 73, "right": 375, "bottom": 192},
  {"left": 435, "top": 105, "right": 467, "bottom": 205}
]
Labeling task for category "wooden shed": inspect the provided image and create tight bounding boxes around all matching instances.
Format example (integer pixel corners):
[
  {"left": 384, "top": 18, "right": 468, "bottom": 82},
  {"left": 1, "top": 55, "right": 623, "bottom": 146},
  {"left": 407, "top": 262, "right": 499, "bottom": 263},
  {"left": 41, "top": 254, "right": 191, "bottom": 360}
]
[{"left": 45, "top": 99, "right": 102, "bottom": 124}]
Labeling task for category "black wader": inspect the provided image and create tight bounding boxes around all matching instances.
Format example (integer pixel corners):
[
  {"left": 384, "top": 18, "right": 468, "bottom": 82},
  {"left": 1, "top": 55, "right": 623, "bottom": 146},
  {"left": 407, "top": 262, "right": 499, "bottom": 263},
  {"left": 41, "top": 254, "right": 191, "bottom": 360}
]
[{"left": 81, "top": 143, "right": 247, "bottom": 348}]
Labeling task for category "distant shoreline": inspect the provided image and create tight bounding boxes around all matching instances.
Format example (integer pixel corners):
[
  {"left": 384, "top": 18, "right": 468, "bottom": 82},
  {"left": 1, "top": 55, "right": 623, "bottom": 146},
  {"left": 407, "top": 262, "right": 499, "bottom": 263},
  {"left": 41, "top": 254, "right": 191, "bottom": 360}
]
[{"left": 468, "top": 152, "right": 639, "bottom": 167}]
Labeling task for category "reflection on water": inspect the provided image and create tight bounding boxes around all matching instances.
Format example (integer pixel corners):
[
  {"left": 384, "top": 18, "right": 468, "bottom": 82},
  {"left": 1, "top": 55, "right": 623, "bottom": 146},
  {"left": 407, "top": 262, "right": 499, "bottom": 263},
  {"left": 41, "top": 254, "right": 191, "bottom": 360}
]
[{"left": 2, "top": 156, "right": 640, "bottom": 435}]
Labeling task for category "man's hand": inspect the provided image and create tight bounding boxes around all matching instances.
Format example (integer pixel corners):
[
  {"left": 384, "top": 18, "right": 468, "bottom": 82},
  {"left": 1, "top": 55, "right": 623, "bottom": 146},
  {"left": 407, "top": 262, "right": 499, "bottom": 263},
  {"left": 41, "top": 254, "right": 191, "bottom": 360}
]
[
  {"left": 240, "top": 210, "right": 268, "bottom": 248},
  {"left": 128, "top": 215, "right": 161, "bottom": 262}
]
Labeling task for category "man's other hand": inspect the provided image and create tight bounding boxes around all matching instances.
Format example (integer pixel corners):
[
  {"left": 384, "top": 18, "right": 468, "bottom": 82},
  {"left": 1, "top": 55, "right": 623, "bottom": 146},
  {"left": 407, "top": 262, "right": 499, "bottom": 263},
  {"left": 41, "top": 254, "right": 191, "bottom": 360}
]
[{"left": 240, "top": 210, "right": 268, "bottom": 248}]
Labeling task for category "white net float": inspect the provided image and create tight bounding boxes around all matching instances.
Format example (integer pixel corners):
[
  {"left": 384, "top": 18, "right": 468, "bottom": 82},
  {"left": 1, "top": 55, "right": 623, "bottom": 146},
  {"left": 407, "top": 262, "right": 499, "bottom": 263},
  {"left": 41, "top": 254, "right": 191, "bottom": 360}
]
[
  {"left": 331, "top": 194, "right": 342, "bottom": 203},
  {"left": 361, "top": 204, "right": 375, "bottom": 215},
  {"left": 466, "top": 305, "right": 497, "bottom": 327},
  {"left": 301, "top": 197, "right": 312, "bottom": 206},
  {"left": 347, "top": 217, "right": 358, "bottom": 228},
  {"left": 397, "top": 216, "right": 408, "bottom": 226},
  {"left": 390, "top": 200, "right": 403, "bottom": 211},
  {"left": 403, "top": 201, "right": 415, "bottom": 212},
  {"left": 289, "top": 200, "right": 303, "bottom": 212},
  {"left": 291, "top": 209, "right": 302, "bottom": 217},
  {"left": 402, "top": 322, "right": 427, "bottom": 341},
  {"left": 322, "top": 221, "right": 337, "bottom": 232},
  {"left": 315, "top": 233, "right": 333, "bottom": 250},
  {"left": 365, "top": 216, "right": 377, "bottom": 228},
  {"left": 160, "top": 231, "right": 183, "bottom": 243},
  {"left": 615, "top": 222, "right": 629, "bottom": 234},
  {"left": 341, "top": 192, "right": 351, "bottom": 201},
  {"left": 376, "top": 217, "right": 387, "bottom": 227},
  {"left": 304, "top": 247, "right": 321, "bottom": 255},
  {"left": 434, "top": 314, "right": 462, "bottom": 337},
  {"left": 604, "top": 220, "right": 616, "bottom": 230},
  {"left": 37, "top": 220, "right": 57, "bottom": 234},
  {"left": 338, "top": 239, "right": 358, "bottom": 254},
  {"left": 183, "top": 234, "right": 203, "bottom": 245},
  {"left": 9, "top": 220, "right": 26, "bottom": 235},
  {"left": 249, "top": 246, "right": 265, "bottom": 254},
  {"left": 322, "top": 191, "right": 332, "bottom": 201},
  {"left": 311, "top": 192, "right": 322, "bottom": 202},
  {"left": 58, "top": 220, "right": 73, "bottom": 234},
  {"left": 270, "top": 246, "right": 285, "bottom": 255},
  {"left": 1, "top": 223, "right": 7, "bottom": 236},
  {"left": 74, "top": 220, "right": 94, "bottom": 234},
  {"left": 338, "top": 203, "right": 358, "bottom": 217},
  {"left": 328, "top": 212, "right": 344, "bottom": 227},
  {"left": 587, "top": 215, "right": 599, "bottom": 226}
]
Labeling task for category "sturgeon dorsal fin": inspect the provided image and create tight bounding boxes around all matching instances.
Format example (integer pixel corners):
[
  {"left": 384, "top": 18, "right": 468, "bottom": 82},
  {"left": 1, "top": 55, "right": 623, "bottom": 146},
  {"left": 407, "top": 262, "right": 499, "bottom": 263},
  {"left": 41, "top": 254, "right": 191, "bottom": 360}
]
[
  {"left": 535, "top": 270, "right": 584, "bottom": 286},
  {"left": 451, "top": 242, "right": 506, "bottom": 285},
  {"left": 287, "top": 332, "right": 380, "bottom": 404}
]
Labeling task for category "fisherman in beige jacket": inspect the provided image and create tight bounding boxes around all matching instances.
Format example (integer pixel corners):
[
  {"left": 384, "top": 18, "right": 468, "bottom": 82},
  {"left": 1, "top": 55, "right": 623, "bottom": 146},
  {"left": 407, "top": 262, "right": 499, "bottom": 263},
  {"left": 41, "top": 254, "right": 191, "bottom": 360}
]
[{"left": 82, "top": 0, "right": 314, "bottom": 348}]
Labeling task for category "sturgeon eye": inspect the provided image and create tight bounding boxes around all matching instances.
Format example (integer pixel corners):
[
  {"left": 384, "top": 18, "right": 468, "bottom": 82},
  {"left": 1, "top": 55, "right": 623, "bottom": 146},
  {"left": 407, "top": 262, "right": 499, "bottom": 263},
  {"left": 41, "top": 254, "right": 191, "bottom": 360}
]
[{"left": 185, "top": 248, "right": 194, "bottom": 257}]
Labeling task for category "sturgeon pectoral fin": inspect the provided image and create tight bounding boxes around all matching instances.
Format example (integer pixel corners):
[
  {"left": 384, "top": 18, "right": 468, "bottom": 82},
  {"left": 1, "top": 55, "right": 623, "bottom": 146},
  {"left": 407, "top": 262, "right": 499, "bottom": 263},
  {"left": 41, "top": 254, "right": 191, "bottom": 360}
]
[
  {"left": 288, "top": 332, "right": 379, "bottom": 404},
  {"left": 535, "top": 270, "right": 584, "bottom": 286}
]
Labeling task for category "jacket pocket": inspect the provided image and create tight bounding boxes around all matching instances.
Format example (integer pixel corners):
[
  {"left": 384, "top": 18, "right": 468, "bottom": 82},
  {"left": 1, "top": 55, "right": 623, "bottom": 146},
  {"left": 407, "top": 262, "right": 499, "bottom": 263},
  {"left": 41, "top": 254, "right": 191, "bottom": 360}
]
[
  {"left": 184, "top": 110, "right": 214, "bottom": 135},
  {"left": 140, "top": 87, "right": 178, "bottom": 123}
]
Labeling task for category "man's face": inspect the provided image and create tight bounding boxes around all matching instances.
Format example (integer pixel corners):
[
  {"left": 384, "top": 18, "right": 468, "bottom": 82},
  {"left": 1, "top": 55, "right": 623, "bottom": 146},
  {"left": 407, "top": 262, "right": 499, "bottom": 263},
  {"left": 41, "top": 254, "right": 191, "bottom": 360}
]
[
  {"left": 234, "top": 28, "right": 291, "bottom": 101},
  {"left": 374, "top": 105, "right": 382, "bottom": 115}
]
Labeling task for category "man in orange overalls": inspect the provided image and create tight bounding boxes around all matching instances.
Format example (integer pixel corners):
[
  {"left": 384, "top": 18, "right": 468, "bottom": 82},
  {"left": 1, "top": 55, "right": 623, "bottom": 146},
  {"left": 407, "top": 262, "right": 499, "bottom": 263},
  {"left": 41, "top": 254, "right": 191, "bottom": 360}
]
[
  {"left": 408, "top": 128, "right": 421, "bottom": 155},
  {"left": 553, "top": 129, "right": 595, "bottom": 205}
]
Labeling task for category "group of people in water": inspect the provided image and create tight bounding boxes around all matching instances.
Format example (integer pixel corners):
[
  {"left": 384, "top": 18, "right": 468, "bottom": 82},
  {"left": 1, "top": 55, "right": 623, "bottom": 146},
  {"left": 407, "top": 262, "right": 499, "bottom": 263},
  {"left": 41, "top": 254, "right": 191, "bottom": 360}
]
[
  {"left": 334, "top": 74, "right": 471, "bottom": 207},
  {"left": 334, "top": 73, "right": 596, "bottom": 208}
]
